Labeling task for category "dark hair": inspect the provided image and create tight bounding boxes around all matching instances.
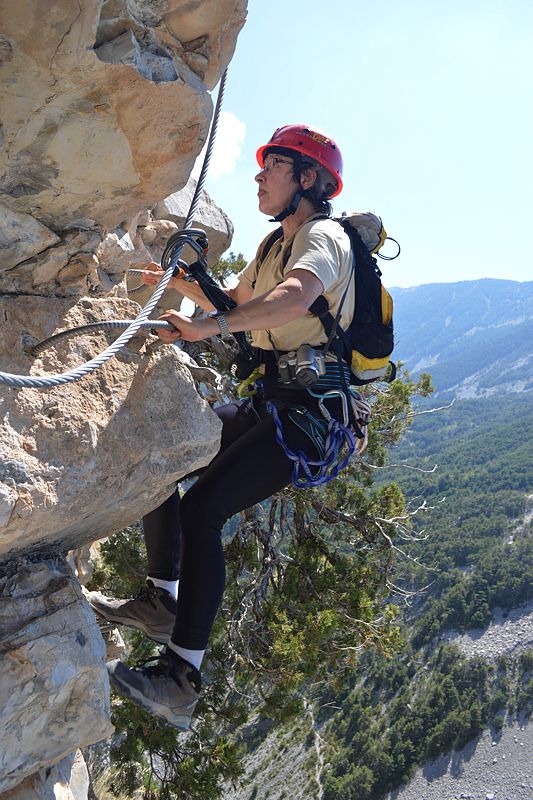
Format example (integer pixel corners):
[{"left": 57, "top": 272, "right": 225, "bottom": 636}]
[{"left": 300, "top": 163, "right": 333, "bottom": 216}]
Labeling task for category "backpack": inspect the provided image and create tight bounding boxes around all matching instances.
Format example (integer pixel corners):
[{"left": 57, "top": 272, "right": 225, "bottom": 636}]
[{"left": 256, "top": 212, "right": 397, "bottom": 385}]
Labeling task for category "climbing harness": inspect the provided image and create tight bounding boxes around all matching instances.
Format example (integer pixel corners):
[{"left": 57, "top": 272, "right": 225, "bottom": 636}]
[
  {"left": 0, "top": 69, "right": 236, "bottom": 389},
  {"left": 266, "top": 381, "right": 371, "bottom": 489},
  {"left": 268, "top": 397, "right": 355, "bottom": 489},
  {"left": 238, "top": 355, "right": 371, "bottom": 489}
]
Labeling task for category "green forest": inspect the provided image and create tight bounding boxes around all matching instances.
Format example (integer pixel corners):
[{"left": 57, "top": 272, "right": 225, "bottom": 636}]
[
  {"left": 318, "top": 394, "right": 533, "bottom": 799},
  {"left": 389, "top": 395, "right": 533, "bottom": 640}
]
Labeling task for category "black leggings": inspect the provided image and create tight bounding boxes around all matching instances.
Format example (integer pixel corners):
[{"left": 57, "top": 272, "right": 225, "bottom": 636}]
[{"left": 142, "top": 396, "right": 319, "bottom": 650}]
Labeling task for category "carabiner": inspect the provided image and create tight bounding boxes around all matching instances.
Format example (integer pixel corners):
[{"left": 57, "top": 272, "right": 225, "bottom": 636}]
[{"left": 308, "top": 387, "right": 350, "bottom": 427}]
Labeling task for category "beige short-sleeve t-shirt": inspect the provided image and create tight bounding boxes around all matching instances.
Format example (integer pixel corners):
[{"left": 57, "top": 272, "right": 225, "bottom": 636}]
[{"left": 239, "top": 216, "right": 354, "bottom": 352}]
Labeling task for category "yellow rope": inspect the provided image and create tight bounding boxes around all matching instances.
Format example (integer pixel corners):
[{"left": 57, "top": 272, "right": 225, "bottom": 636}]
[{"left": 237, "top": 365, "right": 265, "bottom": 397}]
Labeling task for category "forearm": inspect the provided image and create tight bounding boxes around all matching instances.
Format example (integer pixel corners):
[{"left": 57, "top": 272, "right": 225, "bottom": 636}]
[
  {"left": 232, "top": 285, "right": 308, "bottom": 330},
  {"left": 203, "top": 281, "right": 312, "bottom": 338},
  {"left": 172, "top": 277, "right": 217, "bottom": 312},
  {"left": 155, "top": 271, "right": 322, "bottom": 344}
]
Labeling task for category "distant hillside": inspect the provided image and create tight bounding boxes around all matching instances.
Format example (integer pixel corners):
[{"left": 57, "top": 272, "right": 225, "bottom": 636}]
[
  {"left": 391, "top": 279, "right": 533, "bottom": 398},
  {"left": 225, "top": 393, "right": 533, "bottom": 800},
  {"left": 224, "top": 279, "right": 533, "bottom": 800}
]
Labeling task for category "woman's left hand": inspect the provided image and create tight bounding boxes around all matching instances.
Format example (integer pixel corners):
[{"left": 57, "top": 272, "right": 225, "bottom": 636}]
[
  {"left": 157, "top": 309, "right": 215, "bottom": 343},
  {"left": 141, "top": 264, "right": 164, "bottom": 286}
]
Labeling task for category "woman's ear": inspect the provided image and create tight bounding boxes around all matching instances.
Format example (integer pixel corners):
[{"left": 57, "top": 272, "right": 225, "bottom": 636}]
[{"left": 300, "top": 167, "right": 318, "bottom": 190}]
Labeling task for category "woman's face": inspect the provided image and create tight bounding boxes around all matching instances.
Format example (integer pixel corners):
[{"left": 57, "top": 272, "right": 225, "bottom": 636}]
[{"left": 255, "top": 154, "right": 300, "bottom": 217}]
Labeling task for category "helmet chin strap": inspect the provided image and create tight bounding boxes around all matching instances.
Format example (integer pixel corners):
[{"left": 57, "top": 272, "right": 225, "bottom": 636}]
[{"left": 269, "top": 190, "right": 302, "bottom": 223}]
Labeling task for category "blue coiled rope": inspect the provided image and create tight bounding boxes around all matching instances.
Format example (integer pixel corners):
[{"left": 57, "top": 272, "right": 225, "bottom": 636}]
[{"left": 268, "top": 401, "right": 356, "bottom": 489}]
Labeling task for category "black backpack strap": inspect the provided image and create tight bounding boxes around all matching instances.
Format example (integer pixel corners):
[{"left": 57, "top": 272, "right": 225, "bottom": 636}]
[
  {"left": 308, "top": 296, "right": 351, "bottom": 362},
  {"left": 308, "top": 295, "right": 331, "bottom": 324},
  {"left": 260, "top": 227, "right": 284, "bottom": 263},
  {"left": 252, "top": 227, "right": 284, "bottom": 289},
  {"left": 308, "top": 296, "right": 337, "bottom": 342},
  {"left": 307, "top": 224, "right": 356, "bottom": 362}
]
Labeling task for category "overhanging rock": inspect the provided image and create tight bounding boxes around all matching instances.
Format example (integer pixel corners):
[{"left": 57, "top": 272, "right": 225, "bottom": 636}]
[
  {"left": 0, "top": 0, "right": 247, "bottom": 231},
  {"left": 154, "top": 178, "right": 234, "bottom": 260},
  {"left": 0, "top": 0, "right": 246, "bottom": 292}
]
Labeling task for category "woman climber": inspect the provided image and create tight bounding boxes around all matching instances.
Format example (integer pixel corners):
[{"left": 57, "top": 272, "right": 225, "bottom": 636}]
[{"left": 88, "top": 124, "right": 359, "bottom": 730}]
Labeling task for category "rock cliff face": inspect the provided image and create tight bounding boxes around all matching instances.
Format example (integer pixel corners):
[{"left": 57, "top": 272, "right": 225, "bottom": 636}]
[
  {"left": 0, "top": 294, "right": 222, "bottom": 561},
  {"left": 0, "top": 0, "right": 244, "bottom": 291},
  {"left": 0, "top": 560, "right": 111, "bottom": 795},
  {"left": 0, "top": 0, "right": 247, "bottom": 796}
]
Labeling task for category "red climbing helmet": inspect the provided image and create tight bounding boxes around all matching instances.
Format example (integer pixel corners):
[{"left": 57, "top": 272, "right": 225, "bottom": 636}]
[{"left": 256, "top": 124, "right": 343, "bottom": 198}]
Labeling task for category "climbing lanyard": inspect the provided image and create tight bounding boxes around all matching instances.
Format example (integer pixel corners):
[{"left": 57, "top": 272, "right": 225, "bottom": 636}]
[
  {"left": 158, "top": 228, "right": 253, "bottom": 361},
  {"left": 268, "top": 376, "right": 371, "bottom": 489},
  {"left": 269, "top": 398, "right": 356, "bottom": 489}
]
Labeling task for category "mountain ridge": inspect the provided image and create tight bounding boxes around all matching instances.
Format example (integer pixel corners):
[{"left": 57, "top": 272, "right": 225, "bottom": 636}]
[{"left": 390, "top": 278, "right": 533, "bottom": 398}]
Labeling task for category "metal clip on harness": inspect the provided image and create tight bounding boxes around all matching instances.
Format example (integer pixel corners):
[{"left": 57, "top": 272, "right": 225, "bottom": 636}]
[
  {"left": 268, "top": 398, "right": 356, "bottom": 489},
  {"left": 310, "top": 387, "right": 350, "bottom": 427}
]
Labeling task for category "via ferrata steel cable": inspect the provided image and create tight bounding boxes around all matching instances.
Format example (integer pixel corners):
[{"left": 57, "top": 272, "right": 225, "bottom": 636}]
[
  {"left": 0, "top": 69, "right": 229, "bottom": 390},
  {"left": 30, "top": 320, "right": 177, "bottom": 357}
]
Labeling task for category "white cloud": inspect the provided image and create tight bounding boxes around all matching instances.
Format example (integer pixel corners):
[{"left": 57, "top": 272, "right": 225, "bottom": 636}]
[{"left": 191, "top": 111, "right": 246, "bottom": 181}]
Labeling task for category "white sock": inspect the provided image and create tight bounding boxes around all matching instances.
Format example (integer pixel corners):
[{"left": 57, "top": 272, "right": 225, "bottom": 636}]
[
  {"left": 168, "top": 641, "right": 205, "bottom": 671},
  {"left": 147, "top": 576, "right": 179, "bottom": 600}
]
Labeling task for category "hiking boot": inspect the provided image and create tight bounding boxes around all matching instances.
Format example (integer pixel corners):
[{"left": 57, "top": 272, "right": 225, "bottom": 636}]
[
  {"left": 107, "top": 649, "right": 201, "bottom": 730},
  {"left": 87, "top": 580, "right": 176, "bottom": 644}
]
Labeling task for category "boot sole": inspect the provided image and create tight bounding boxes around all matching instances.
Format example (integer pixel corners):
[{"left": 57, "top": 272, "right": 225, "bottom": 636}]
[
  {"left": 108, "top": 670, "right": 192, "bottom": 731},
  {"left": 90, "top": 606, "right": 171, "bottom": 644}
]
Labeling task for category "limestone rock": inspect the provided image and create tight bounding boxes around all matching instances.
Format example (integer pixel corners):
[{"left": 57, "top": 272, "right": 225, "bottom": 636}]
[
  {"left": 0, "top": 2, "right": 246, "bottom": 795},
  {"left": 1, "top": 751, "right": 89, "bottom": 800},
  {"left": 129, "top": 178, "right": 234, "bottom": 311},
  {"left": 93, "top": 620, "right": 127, "bottom": 662},
  {"left": 0, "top": 0, "right": 246, "bottom": 231},
  {"left": 96, "top": 29, "right": 179, "bottom": 83},
  {"left": 105, "top": 0, "right": 249, "bottom": 89},
  {"left": 0, "top": 560, "right": 112, "bottom": 793},
  {"left": 153, "top": 178, "right": 234, "bottom": 263},
  {"left": 0, "top": 1, "right": 245, "bottom": 299},
  {"left": 31, "top": 233, "right": 102, "bottom": 290},
  {"left": 139, "top": 219, "right": 180, "bottom": 248},
  {"left": 96, "top": 231, "right": 136, "bottom": 275},
  {"left": 0, "top": 229, "right": 127, "bottom": 298},
  {"left": 67, "top": 541, "right": 103, "bottom": 586},
  {"left": 0, "top": 204, "right": 60, "bottom": 271},
  {"left": 0, "top": 294, "right": 221, "bottom": 563}
]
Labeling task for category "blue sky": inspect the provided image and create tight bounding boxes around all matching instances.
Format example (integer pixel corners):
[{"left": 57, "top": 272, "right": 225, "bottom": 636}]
[{"left": 197, "top": 0, "right": 533, "bottom": 288}]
